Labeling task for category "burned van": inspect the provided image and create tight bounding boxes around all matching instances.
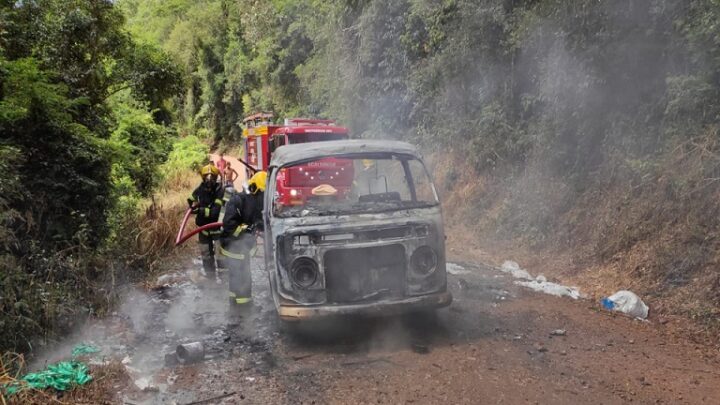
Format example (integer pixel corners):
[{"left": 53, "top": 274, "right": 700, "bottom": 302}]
[{"left": 263, "top": 140, "right": 452, "bottom": 321}]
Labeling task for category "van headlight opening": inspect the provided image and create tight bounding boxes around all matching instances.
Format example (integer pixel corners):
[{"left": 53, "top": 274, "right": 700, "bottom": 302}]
[
  {"left": 410, "top": 246, "right": 437, "bottom": 277},
  {"left": 290, "top": 257, "right": 319, "bottom": 288}
]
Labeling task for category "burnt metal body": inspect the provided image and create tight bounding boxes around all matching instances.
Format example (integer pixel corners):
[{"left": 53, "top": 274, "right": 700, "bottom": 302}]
[{"left": 263, "top": 140, "right": 452, "bottom": 321}]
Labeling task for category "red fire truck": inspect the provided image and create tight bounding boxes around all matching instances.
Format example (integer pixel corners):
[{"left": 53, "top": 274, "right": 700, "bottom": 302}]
[{"left": 242, "top": 113, "right": 352, "bottom": 206}]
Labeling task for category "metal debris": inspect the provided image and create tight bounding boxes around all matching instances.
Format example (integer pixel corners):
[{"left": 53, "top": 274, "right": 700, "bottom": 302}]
[{"left": 177, "top": 342, "right": 205, "bottom": 364}]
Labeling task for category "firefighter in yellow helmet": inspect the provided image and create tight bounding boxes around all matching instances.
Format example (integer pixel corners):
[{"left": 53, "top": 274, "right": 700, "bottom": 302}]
[
  {"left": 187, "top": 164, "right": 224, "bottom": 279},
  {"left": 220, "top": 171, "right": 266, "bottom": 305}
]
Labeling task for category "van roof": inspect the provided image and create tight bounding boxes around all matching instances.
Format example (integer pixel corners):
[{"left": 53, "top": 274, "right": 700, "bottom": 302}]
[{"left": 269, "top": 139, "right": 421, "bottom": 168}]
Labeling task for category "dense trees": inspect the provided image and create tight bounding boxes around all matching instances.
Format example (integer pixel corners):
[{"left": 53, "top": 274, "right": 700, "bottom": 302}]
[
  {"left": 0, "top": 0, "right": 183, "bottom": 351},
  {"left": 119, "top": 1, "right": 720, "bottom": 167}
]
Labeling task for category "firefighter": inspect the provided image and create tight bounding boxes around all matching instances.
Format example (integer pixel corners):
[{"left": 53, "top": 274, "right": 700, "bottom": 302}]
[
  {"left": 220, "top": 171, "right": 266, "bottom": 306},
  {"left": 187, "top": 164, "right": 224, "bottom": 279}
]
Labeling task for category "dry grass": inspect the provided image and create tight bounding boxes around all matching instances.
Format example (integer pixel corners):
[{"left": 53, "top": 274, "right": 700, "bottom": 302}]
[
  {"left": 159, "top": 168, "right": 197, "bottom": 196},
  {"left": 426, "top": 152, "right": 487, "bottom": 225},
  {"left": 435, "top": 131, "right": 720, "bottom": 338},
  {"left": 134, "top": 198, "right": 190, "bottom": 273},
  {"left": 111, "top": 168, "right": 198, "bottom": 281}
]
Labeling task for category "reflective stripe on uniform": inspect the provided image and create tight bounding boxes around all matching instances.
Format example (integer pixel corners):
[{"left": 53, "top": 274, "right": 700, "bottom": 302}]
[
  {"left": 219, "top": 246, "right": 245, "bottom": 260},
  {"left": 214, "top": 198, "right": 223, "bottom": 206},
  {"left": 204, "top": 207, "right": 210, "bottom": 217},
  {"left": 232, "top": 224, "right": 249, "bottom": 237},
  {"left": 228, "top": 293, "right": 251, "bottom": 304}
]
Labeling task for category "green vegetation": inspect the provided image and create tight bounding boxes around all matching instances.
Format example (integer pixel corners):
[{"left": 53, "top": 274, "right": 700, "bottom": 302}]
[
  {"left": 159, "top": 135, "right": 210, "bottom": 188},
  {"left": 0, "top": 0, "right": 186, "bottom": 352},
  {"left": 4, "top": 0, "right": 720, "bottom": 351},
  {"left": 118, "top": 0, "right": 720, "bottom": 324},
  {"left": 116, "top": 0, "right": 720, "bottom": 160}
]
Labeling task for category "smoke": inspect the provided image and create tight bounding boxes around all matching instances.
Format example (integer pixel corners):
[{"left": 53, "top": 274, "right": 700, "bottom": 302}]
[
  {"left": 120, "top": 289, "right": 153, "bottom": 334},
  {"left": 164, "top": 280, "right": 228, "bottom": 334},
  {"left": 298, "top": 0, "right": 713, "bottom": 256},
  {"left": 26, "top": 268, "right": 227, "bottom": 374}
]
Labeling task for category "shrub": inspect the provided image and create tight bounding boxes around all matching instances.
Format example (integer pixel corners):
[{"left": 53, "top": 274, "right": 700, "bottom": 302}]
[{"left": 159, "top": 135, "right": 209, "bottom": 189}]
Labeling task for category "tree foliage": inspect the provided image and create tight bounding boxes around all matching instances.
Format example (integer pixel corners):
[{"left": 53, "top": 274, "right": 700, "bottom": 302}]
[
  {"left": 0, "top": 0, "right": 183, "bottom": 352},
  {"left": 118, "top": 0, "right": 720, "bottom": 169}
]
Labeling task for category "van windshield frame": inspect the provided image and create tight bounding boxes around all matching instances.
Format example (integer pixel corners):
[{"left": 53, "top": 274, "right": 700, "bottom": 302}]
[{"left": 271, "top": 152, "right": 439, "bottom": 218}]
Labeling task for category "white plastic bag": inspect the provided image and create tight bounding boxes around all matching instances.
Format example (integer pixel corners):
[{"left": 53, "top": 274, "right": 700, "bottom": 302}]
[
  {"left": 602, "top": 290, "right": 649, "bottom": 319},
  {"left": 515, "top": 279, "right": 581, "bottom": 300},
  {"left": 500, "top": 261, "right": 533, "bottom": 280}
]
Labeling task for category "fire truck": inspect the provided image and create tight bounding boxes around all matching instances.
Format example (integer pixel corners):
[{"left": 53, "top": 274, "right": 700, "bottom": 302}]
[{"left": 242, "top": 113, "right": 352, "bottom": 206}]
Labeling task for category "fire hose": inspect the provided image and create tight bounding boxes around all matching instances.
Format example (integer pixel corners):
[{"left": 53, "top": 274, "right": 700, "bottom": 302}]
[
  {"left": 174, "top": 208, "right": 222, "bottom": 246},
  {"left": 235, "top": 156, "right": 258, "bottom": 174},
  {"left": 175, "top": 156, "right": 258, "bottom": 246}
]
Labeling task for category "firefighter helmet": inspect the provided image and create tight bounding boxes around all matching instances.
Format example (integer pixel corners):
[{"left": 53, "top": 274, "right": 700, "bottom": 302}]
[
  {"left": 200, "top": 164, "right": 220, "bottom": 177},
  {"left": 248, "top": 171, "right": 267, "bottom": 194},
  {"left": 312, "top": 184, "right": 338, "bottom": 196}
]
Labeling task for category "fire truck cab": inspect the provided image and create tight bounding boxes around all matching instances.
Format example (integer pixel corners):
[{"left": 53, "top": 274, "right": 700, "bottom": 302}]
[{"left": 242, "top": 113, "right": 351, "bottom": 206}]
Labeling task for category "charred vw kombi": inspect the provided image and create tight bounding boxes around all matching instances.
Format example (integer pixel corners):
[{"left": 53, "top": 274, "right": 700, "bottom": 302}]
[{"left": 262, "top": 140, "right": 452, "bottom": 321}]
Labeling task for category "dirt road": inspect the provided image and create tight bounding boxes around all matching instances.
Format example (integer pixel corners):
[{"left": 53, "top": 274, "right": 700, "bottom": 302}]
[{"left": 38, "top": 244, "right": 720, "bottom": 404}]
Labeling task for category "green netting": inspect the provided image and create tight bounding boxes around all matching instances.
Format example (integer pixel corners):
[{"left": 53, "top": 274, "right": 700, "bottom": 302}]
[
  {"left": 71, "top": 343, "right": 100, "bottom": 358},
  {"left": 5, "top": 361, "right": 92, "bottom": 394},
  {"left": 2, "top": 344, "right": 98, "bottom": 395},
  {"left": 4, "top": 361, "right": 92, "bottom": 395}
]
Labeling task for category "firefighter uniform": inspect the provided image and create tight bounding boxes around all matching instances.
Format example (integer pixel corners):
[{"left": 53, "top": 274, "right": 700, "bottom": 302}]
[
  {"left": 220, "top": 171, "right": 266, "bottom": 305},
  {"left": 188, "top": 165, "right": 224, "bottom": 277}
]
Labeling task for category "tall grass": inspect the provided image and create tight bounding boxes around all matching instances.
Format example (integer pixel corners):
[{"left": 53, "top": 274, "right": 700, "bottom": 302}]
[
  {"left": 113, "top": 169, "right": 198, "bottom": 277},
  {"left": 106, "top": 195, "right": 187, "bottom": 281},
  {"left": 106, "top": 135, "right": 208, "bottom": 280},
  {"left": 99, "top": 138, "right": 207, "bottom": 304}
]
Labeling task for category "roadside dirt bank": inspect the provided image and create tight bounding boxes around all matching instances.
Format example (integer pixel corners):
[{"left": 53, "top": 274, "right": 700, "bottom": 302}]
[{"left": 446, "top": 222, "right": 720, "bottom": 352}]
